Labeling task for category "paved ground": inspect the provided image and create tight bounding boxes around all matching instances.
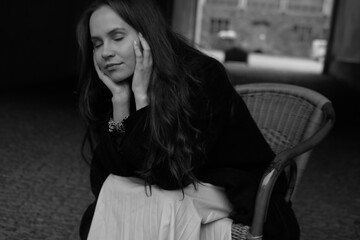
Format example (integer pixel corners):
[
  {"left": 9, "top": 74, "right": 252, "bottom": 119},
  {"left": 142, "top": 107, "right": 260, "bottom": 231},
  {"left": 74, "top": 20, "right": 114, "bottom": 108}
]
[
  {"left": 293, "top": 126, "right": 360, "bottom": 239},
  {"left": 0, "top": 87, "right": 92, "bottom": 240},
  {"left": 0, "top": 71, "right": 359, "bottom": 240},
  {"left": 202, "top": 50, "right": 324, "bottom": 73}
]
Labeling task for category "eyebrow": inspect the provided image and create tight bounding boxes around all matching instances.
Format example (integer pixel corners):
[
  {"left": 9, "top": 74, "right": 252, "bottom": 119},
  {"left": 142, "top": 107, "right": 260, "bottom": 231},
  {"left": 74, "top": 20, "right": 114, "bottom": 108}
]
[{"left": 91, "top": 27, "right": 127, "bottom": 41}]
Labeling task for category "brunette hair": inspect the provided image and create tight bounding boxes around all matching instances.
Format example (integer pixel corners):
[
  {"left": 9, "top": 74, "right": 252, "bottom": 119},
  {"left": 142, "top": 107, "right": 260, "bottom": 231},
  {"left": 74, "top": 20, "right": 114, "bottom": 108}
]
[{"left": 76, "top": 0, "right": 207, "bottom": 189}]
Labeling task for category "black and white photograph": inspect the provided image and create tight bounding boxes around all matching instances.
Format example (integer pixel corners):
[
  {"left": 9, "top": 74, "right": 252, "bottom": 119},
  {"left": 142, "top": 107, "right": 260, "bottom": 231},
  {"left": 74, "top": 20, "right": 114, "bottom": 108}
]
[{"left": 1, "top": 0, "right": 359, "bottom": 239}]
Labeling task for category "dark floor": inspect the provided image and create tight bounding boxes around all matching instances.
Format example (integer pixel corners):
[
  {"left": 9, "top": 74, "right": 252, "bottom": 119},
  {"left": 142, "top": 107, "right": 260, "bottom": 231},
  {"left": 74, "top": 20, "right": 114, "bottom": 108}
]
[{"left": 0, "top": 68, "right": 359, "bottom": 240}]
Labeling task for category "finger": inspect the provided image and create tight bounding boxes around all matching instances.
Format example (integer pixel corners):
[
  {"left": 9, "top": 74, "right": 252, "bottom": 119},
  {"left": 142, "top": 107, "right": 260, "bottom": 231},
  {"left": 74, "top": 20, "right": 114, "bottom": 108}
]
[
  {"left": 134, "top": 40, "right": 143, "bottom": 66},
  {"left": 93, "top": 54, "right": 100, "bottom": 72},
  {"left": 93, "top": 54, "right": 112, "bottom": 87},
  {"left": 93, "top": 54, "right": 106, "bottom": 79},
  {"left": 138, "top": 33, "right": 151, "bottom": 66}
]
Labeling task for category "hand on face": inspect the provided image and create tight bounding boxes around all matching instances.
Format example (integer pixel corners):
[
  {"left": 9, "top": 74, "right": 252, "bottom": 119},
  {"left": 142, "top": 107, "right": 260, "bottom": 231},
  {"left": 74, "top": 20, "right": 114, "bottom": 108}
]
[
  {"left": 92, "top": 32, "right": 152, "bottom": 107},
  {"left": 90, "top": 6, "right": 152, "bottom": 109},
  {"left": 93, "top": 53, "right": 131, "bottom": 101},
  {"left": 132, "top": 32, "right": 152, "bottom": 104}
]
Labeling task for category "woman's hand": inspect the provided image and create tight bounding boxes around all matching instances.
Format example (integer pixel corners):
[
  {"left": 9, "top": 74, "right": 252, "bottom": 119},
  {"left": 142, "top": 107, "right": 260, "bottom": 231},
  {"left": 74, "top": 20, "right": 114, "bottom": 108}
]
[
  {"left": 132, "top": 33, "right": 152, "bottom": 110},
  {"left": 93, "top": 54, "right": 131, "bottom": 103},
  {"left": 93, "top": 54, "right": 130, "bottom": 122}
]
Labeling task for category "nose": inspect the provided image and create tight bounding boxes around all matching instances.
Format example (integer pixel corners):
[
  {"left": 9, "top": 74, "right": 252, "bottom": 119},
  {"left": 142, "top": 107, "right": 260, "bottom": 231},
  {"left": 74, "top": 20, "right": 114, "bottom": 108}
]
[{"left": 101, "top": 42, "right": 115, "bottom": 59}]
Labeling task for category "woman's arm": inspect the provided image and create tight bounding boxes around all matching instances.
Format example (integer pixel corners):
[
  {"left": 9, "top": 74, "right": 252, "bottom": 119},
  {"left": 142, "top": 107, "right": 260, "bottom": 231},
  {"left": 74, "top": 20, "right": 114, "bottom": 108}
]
[
  {"left": 93, "top": 54, "right": 131, "bottom": 122},
  {"left": 90, "top": 146, "right": 110, "bottom": 197},
  {"left": 112, "top": 93, "right": 130, "bottom": 122},
  {"left": 132, "top": 33, "right": 151, "bottom": 110},
  {"left": 193, "top": 56, "right": 275, "bottom": 225}
]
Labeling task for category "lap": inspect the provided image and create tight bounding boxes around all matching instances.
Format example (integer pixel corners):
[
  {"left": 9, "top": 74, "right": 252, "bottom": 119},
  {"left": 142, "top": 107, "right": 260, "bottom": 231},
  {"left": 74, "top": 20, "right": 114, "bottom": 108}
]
[{"left": 88, "top": 174, "right": 233, "bottom": 240}]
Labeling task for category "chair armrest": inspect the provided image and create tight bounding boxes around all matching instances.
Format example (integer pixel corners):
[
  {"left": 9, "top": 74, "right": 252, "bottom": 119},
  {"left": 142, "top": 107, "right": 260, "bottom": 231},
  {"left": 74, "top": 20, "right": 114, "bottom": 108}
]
[{"left": 249, "top": 102, "right": 335, "bottom": 237}]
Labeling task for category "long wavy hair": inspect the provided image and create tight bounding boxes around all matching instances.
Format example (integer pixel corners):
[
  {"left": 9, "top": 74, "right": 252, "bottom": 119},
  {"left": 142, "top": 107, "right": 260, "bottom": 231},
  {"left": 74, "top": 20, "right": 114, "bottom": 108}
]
[{"left": 76, "top": 0, "right": 208, "bottom": 190}]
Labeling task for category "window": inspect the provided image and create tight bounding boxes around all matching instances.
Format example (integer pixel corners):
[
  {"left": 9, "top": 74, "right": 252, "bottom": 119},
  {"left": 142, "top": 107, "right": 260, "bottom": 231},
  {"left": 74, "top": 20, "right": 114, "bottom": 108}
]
[
  {"left": 293, "top": 25, "right": 313, "bottom": 42},
  {"left": 208, "top": 0, "right": 238, "bottom": 6},
  {"left": 288, "top": 0, "right": 324, "bottom": 14},
  {"left": 210, "top": 18, "right": 230, "bottom": 34},
  {"left": 247, "top": 0, "right": 281, "bottom": 11},
  {"left": 193, "top": 0, "right": 335, "bottom": 72}
]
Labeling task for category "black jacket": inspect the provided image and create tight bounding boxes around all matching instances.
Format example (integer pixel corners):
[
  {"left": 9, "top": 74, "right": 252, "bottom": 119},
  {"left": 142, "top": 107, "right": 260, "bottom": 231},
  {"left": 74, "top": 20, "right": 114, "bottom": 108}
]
[{"left": 80, "top": 55, "right": 299, "bottom": 240}]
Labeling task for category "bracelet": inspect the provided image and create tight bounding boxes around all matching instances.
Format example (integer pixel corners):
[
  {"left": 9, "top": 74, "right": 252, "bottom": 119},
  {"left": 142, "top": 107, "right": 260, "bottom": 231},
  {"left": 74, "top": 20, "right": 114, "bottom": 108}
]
[{"left": 108, "top": 116, "right": 129, "bottom": 133}]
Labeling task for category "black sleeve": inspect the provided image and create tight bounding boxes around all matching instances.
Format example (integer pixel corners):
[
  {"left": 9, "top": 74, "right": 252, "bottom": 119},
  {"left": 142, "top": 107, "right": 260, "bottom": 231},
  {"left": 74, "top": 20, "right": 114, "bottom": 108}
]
[
  {"left": 193, "top": 57, "right": 276, "bottom": 225},
  {"left": 78, "top": 143, "right": 109, "bottom": 240},
  {"left": 90, "top": 146, "right": 110, "bottom": 197},
  {"left": 79, "top": 107, "right": 149, "bottom": 240},
  {"left": 90, "top": 106, "right": 149, "bottom": 196}
]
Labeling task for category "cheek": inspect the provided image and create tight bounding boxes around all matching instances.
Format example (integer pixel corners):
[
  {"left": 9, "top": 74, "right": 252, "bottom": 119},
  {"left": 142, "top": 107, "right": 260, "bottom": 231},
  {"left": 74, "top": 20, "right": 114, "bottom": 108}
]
[
  {"left": 93, "top": 51, "right": 103, "bottom": 67},
  {"left": 124, "top": 42, "right": 136, "bottom": 69}
]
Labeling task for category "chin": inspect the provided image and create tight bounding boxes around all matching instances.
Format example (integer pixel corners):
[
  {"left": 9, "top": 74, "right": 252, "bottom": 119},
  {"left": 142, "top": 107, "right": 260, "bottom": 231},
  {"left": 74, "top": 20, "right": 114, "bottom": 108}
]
[{"left": 110, "top": 72, "right": 132, "bottom": 83}]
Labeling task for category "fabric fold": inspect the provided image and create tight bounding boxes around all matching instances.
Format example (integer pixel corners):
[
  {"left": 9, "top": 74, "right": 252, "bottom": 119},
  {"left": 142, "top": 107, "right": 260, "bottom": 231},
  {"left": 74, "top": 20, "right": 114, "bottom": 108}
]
[{"left": 87, "top": 174, "right": 233, "bottom": 240}]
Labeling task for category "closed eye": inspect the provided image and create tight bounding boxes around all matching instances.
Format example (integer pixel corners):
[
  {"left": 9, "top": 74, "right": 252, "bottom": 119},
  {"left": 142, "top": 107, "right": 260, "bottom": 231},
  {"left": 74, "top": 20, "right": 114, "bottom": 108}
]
[
  {"left": 113, "top": 34, "right": 125, "bottom": 42},
  {"left": 91, "top": 38, "right": 103, "bottom": 49},
  {"left": 93, "top": 43, "right": 102, "bottom": 49}
]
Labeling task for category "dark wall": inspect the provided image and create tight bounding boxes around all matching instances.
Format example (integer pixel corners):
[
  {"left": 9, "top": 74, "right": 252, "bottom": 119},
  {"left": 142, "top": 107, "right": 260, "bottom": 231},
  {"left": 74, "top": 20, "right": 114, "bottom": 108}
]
[
  {"left": 2, "top": 0, "right": 90, "bottom": 90},
  {"left": 1, "top": 0, "right": 174, "bottom": 91},
  {"left": 155, "top": 0, "right": 174, "bottom": 25},
  {"left": 171, "top": 0, "right": 197, "bottom": 42},
  {"left": 325, "top": 0, "right": 360, "bottom": 90}
]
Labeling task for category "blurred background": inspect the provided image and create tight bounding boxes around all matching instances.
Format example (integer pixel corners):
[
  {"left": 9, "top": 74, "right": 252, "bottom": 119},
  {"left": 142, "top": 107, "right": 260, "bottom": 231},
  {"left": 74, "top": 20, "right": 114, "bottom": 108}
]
[{"left": 1, "top": 0, "right": 359, "bottom": 239}]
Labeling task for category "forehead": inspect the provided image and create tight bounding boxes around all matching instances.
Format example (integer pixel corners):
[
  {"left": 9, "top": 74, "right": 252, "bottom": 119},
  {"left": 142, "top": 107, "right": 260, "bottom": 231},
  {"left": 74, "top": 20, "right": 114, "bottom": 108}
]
[{"left": 89, "top": 5, "right": 131, "bottom": 36}]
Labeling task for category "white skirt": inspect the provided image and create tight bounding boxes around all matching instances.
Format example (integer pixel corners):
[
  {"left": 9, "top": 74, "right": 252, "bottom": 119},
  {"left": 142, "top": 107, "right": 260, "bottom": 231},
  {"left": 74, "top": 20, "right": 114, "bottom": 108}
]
[{"left": 87, "top": 174, "right": 234, "bottom": 240}]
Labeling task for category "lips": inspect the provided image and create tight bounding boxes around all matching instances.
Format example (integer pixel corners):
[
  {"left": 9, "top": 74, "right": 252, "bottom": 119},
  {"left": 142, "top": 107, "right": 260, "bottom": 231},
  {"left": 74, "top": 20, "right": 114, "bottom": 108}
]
[{"left": 105, "top": 63, "right": 122, "bottom": 70}]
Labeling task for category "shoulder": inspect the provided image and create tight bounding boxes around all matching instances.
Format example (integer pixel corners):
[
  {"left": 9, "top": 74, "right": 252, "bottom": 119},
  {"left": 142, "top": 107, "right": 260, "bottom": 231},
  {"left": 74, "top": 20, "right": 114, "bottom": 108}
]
[
  {"left": 193, "top": 54, "right": 232, "bottom": 95},
  {"left": 188, "top": 52, "right": 226, "bottom": 77},
  {"left": 172, "top": 36, "right": 227, "bottom": 80},
  {"left": 181, "top": 51, "right": 229, "bottom": 92},
  {"left": 177, "top": 45, "right": 235, "bottom": 103}
]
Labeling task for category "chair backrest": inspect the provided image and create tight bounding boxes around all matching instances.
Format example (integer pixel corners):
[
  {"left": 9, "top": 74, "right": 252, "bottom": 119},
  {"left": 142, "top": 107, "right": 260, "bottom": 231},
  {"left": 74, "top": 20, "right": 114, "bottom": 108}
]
[
  {"left": 235, "top": 83, "right": 335, "bottom": 199},
  {"left": 232, "top": 83, "right": 335, "bottom": 239}
]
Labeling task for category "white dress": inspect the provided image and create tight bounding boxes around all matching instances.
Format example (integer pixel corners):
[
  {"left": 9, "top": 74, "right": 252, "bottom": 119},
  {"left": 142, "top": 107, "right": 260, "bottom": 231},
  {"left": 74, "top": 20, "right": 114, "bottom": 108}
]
[{"left": 87, "top": 174, "right": 233, "bottom": 240}]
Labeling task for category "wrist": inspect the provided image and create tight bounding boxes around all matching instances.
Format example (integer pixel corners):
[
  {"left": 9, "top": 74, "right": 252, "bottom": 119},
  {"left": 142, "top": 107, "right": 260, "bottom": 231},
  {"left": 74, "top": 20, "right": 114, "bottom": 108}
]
[
  {"left": 112, "top": 99, "right": 130, "bottom": 122},
  {"left": 112, "top": 94, "right": 130, "bottom": 122},
  {"left": 112, "top": 94, "right": 130, "bottom": 104},
  {"left": 111, "top": 81, "right": 131, "bottom": 101},
  {"left": 134, "top": 93, "right": 149, "bottom": 110}
]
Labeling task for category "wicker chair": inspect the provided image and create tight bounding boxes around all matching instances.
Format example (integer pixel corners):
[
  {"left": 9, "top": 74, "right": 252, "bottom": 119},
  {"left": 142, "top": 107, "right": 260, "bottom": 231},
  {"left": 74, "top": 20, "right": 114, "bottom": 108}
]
[{"left": 231, "top": 83, "right": 335, "bottom": 240}]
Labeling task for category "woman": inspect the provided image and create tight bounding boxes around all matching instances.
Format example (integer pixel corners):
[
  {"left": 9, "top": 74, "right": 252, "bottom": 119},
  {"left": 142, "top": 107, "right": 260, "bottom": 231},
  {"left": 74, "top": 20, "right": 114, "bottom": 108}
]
[{"left": 76, "top": 0, "right": 299, "bottom": 239}]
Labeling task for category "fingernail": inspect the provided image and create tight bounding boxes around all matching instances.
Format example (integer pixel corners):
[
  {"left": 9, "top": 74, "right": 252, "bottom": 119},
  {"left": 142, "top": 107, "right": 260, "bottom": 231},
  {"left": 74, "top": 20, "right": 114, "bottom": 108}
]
[
  {"left": 134, "top": 40, "right": 138, "bottom": 46},
  {"left": 139, "top": 32, "right": 143, "bottom": 38}
]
